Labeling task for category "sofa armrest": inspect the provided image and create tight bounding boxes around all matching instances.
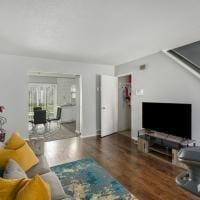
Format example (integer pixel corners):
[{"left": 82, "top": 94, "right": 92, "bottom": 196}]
[{"left": 26, "top": 138, "right": 45, "bottom": 156}]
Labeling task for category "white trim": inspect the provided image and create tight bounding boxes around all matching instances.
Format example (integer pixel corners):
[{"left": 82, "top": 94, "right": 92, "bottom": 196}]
[
  {"left": 79, "top": 75, "right": 83, "bottom": 135},
  {"left": 75, "top": 130, "right": 80, "bottom": 134},
  {"left": 117, "top": 72, "right": 132, "bottom": 77},
  {"left": 80, "top": 134, "right": 97, "bottom": 138},
  {"left": 132, "top": 136, "right": 138, "bottom": 141},
  {"left": 162, "top": 50, "right": 200, "bottom": 80},
  {"left": 28, "top": 71, "right": 77, "bottom": 79},
  {"left": 28, "top": 71, "right": 83, "bottom": 137},
  {"left": 116, "top": 72, "right": 134, "bottom": 139},
  {"left": 96, "top": 130, "right": 101, "bottom": 135}
]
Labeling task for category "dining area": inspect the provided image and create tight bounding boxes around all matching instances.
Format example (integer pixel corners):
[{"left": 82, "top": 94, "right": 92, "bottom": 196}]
[
  {"left": 27, "top": 73, "right": 81, "bottom": 142},
  {"left": 29, "top": 106, "right": 62, "bottom": 133}
]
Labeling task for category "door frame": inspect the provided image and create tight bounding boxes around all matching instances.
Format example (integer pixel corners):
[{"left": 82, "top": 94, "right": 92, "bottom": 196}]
[{"left": 117, "top": 72, "right": 133, "bottom": 139}]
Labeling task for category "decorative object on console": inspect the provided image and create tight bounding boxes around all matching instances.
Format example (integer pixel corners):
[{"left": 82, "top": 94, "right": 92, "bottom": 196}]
[{"left": 0, "top": 105, "right": 6, "bottom": 142}]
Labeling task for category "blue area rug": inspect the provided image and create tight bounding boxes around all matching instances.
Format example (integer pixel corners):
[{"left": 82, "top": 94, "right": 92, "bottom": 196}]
[{"left": 51, "top": 157, "right": 137, "bottom": 200}]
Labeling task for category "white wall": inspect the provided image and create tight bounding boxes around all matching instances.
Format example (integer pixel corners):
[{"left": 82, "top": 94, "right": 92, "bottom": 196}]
[
  {"left": 0, "top": 54, "right": 114, "bottom": 138},
  {"left": 118, "top": 76, "right": 131, "bottom": 131},
  {"left": 61, "top": 105, "right": 76, "bottom": 123},
  {"left": 57, "top": 77, "right": 76, "bottom": 106},
  {"left": 115, "top": 52, "right": 200, "bottom": 144},
  {"left": 57, "top": 77, "right": 77, "bottom": 123}
]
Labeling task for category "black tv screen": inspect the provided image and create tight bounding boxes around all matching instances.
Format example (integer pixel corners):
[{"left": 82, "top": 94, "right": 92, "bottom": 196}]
[{"left": 142, "top": 102, "right": 191, "bottom": 139}]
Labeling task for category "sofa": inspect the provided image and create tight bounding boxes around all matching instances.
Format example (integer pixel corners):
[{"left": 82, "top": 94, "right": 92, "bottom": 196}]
[
  {"left": 2, "top": 137, "right": 67, "bottom": 200},
  {"left": 28, "top": 138, "right": 68, "bottom": 200}
]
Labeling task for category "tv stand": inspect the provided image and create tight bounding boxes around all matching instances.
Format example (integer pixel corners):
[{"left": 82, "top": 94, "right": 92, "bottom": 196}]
[{"left": 137, "top": 129, "right": 196, "bottom": 168}]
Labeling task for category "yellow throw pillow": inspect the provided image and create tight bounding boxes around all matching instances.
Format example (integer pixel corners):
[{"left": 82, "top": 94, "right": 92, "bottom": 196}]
[
  {"left": 16, "top": 175, "right": 51, "bottom": 200},
  {"left": 5, "top": 132, "right": 25, "bottom": 150},
  {"left": 14, "top": 142, "right": 39, "bottom": 171},
  {"left": 0, "top": 143, "right": 39, "bottom": 171},
  {"left": 0, "top": 149, "right": 15, "bottom": 169},
  {"left": 0, "top": 178, "right": 28, "bottom": 200}
]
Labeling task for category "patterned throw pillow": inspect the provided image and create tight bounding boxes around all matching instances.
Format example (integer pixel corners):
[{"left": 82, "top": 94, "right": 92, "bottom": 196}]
[{"left": 3, "top": 159, "right": 27, "bottom": 179}]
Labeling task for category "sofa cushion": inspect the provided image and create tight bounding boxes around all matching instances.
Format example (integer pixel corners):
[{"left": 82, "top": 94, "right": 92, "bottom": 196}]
[
  {"left": 41, "top": 172, "right": 67, "bottom": 200},
  {"left": 26, "top": 155, "right": 51, "bottom": 178},
  {"left": 3, "top": 159, "right": 27, "bottom": 179},
  {"left": 5, "top": 132, "right": 25, "bottom": 150},
  {"left": 16, "top": 175, "right": 51, "bottom": 200},
  {"left": 0, "top": 177, "right": 28, "bottom": 200}
]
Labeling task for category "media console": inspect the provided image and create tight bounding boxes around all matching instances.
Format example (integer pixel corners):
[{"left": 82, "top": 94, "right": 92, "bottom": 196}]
[{"left": 137, "top": 129, "right": 196, "bottom": 168}]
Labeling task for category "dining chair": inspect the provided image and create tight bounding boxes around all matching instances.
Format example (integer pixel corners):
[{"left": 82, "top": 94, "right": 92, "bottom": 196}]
[
  {"left": 47, "top": 107, "right": 62, "bottom": 129},
  {"left": 30, "top": 110, "right": 47, "bottom": 132}
]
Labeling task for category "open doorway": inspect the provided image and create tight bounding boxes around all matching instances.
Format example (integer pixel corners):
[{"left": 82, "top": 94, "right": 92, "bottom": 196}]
[
  {"left": 28, "top": 72, "right": 82, "bottom": 142},
  {"left": 117, "top": 74, "right": 132, "bottom": 138}
]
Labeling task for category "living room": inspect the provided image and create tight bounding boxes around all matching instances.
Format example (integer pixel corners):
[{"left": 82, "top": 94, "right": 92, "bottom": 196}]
[{"left": 0, "top": 1, "right": 200, "bottom": 200}]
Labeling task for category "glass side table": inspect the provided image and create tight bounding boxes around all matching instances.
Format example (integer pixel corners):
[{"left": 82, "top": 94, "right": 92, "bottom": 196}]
[
  {"left": 0, "top": 129, "right": 6, "bottom": 142},
  {"left": 0, "top": 116, "right": 7, "bottom": 142}
]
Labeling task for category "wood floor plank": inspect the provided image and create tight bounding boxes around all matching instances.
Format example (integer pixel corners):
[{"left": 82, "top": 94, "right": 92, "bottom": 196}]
[{"left": 44, "top": 134, "right": 200, "bottom": 200}]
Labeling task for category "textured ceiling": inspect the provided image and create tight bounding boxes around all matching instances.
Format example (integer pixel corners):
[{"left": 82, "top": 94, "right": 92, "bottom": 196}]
[{"left": 0, "top": 0, "right": 200, "bottom": 65}]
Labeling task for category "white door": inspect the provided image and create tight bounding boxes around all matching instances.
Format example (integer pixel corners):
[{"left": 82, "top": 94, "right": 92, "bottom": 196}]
[{"left": 101, "top": 75, "right": 118, "bottom": 137}]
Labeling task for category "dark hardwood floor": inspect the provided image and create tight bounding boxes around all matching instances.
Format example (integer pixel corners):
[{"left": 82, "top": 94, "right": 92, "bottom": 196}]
[{"left": 44, "top": 134, "right": 199, "bottom": 200}]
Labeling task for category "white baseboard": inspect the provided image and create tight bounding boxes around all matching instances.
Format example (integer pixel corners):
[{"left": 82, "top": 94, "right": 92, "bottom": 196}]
[
  {"left": 80, "top": 129, "right": 101, "bottom": 138},
  {"left": 80, "top": 134, "right": 97, "bottom": 138},
  {"left": 132, "top": 136, "right": 138, "bottom": 141},
  {"left": 96, "top": 130, "right": 101, "bottom": 135}
]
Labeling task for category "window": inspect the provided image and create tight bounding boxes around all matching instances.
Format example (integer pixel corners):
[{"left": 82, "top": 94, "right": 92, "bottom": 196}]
[{"left": 28, "top": 84, "right": 57, "bottom": 119}]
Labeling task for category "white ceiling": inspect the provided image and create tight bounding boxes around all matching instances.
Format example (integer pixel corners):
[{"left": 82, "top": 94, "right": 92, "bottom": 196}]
[{"left": 0, "top": 0, "right": 200, "bottom": 65}]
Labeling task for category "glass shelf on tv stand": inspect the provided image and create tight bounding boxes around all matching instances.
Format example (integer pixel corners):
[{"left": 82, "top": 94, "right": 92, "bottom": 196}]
[{"left": 138, "top": 129, "right": 196, "bottom": 147}]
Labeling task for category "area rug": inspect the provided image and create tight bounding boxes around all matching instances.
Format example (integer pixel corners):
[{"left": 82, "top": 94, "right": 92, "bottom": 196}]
[{"left": 51, "top": 157, "right": 137, "bottom": 200}]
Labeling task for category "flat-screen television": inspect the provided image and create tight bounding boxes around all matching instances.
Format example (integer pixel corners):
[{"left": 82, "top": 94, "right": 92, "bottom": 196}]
[{"left": 142, "top": 102, "right": 191, "bottom": 139}]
